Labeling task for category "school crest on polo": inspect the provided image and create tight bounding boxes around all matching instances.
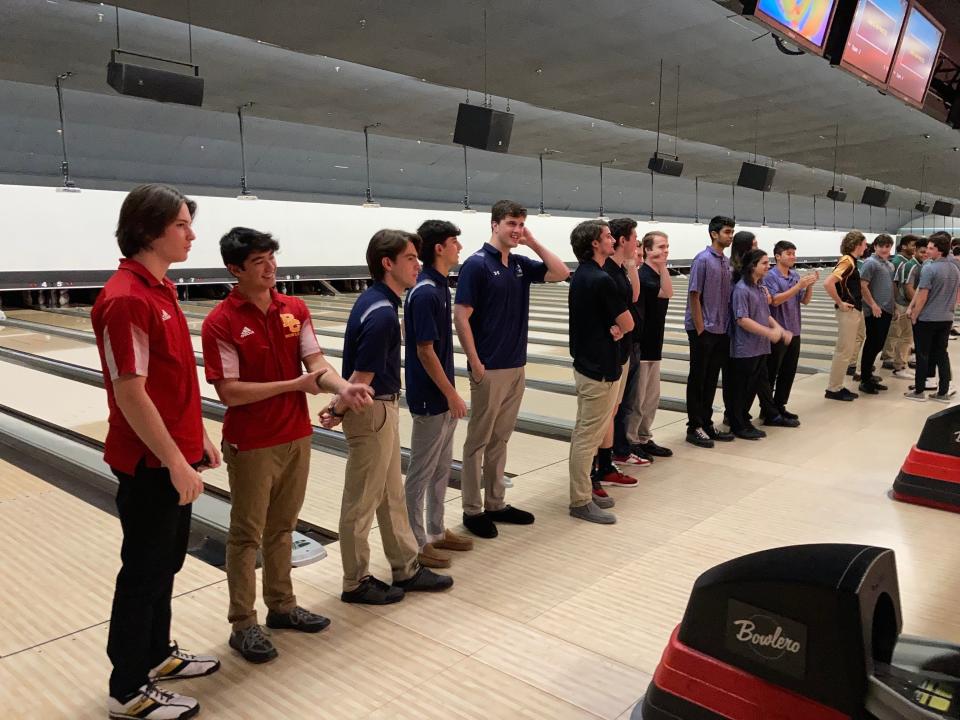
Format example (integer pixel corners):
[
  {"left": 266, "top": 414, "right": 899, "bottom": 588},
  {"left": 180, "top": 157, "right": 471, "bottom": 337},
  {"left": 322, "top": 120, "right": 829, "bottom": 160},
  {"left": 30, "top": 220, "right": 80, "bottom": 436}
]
[{"left": 280, "top": 313, "right": 301, "bottom": 337}]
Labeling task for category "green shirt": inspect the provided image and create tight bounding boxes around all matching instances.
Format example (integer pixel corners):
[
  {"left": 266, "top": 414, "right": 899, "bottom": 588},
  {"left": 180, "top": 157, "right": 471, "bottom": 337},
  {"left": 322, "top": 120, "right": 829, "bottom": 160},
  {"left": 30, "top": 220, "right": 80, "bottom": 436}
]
[{"left": 894, "top": 257, "right": 919, "bottom": 305}]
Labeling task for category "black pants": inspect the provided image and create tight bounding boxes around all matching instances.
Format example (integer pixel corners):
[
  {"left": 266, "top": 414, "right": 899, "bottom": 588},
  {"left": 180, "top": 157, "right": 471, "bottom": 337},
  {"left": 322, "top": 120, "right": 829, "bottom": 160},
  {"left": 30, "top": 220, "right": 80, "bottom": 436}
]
[
  {"left": 757, "top": 335, "right": 801, "bottom": 418},
  {"left": 861, "top": 311, "right": 893, "bottom": 380},
  {"left": 686, "top": 330, "right": 731, "bottom": 430},
  {"left": 913, "top": 320, "right": 952, "bottom": 395},
  {"left": 727, "top": 355, "right": 765, "bottom": 432},
  {"left": 107, "top": 462, "right": 192, "bottom": 699},
  {"left": 613, "top": 342, "right": 643, "bottom": 455}
]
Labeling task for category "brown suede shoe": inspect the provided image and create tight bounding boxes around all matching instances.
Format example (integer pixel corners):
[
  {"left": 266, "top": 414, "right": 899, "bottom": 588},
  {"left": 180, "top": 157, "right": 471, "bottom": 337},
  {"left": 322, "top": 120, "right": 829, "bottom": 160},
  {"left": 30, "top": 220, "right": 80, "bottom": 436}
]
[
  {"left": 418, "top": 543, "right": 452, "bottom": 568},
  {"left": 432, "top": 528, "right": 474, "bottom": 552}
]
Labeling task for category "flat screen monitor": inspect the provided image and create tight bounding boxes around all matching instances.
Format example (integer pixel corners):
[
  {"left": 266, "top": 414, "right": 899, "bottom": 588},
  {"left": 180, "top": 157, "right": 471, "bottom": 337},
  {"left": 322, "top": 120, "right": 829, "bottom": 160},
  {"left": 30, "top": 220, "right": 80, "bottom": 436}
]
[
  {"left": 749, "top": 0, "right": 839, "bottom": 54},
  {"left": 886, "top": 3, "right": 944, "bottom": 107},
  {"left": 840, "top": 0, "right": 909, "bottom": 85}
]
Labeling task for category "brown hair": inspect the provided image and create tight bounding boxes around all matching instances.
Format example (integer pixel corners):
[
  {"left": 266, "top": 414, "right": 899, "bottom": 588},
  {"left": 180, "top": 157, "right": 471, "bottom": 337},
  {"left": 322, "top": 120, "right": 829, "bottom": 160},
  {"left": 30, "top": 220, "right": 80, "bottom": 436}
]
[
  {"left": 840, "top": 230, "right": 866, "bottom": 256},
  {"left": 491, "top": 200, "right": 527, "bottom": 224},
  {"left": 366, "top": 229, "right": 421, "bottom": 281},
  {"left": 641, "top": 231, "right": 668, "bottom": 251},
  {"left": 116, "top": 184, "right": 196, "bottom": 258}
]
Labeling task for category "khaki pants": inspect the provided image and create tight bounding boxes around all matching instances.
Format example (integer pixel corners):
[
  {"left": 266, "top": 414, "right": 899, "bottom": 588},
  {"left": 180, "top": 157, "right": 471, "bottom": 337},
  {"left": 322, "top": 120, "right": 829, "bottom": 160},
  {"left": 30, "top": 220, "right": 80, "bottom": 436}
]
[
  {"left": 615, "top": 360, "right": 630, "bottom": 405},
  {"left": 569, "top": 370, "right": 619, "bottom": 508},
  {"left": 828, "top": 309, "right": 864, "bottom": 391},
  {"left": 626, "top": 360, "right": 661, "bottom": 445},
  {"left": 461, "top": 367, "right": 525, "bottom": 516},
  {"left": 224, "top": 436, "right": 311, "bottom": 630},
  {"left": 883, "top": 305, "right": 912, "bottom": 370},
  {"left": 340, "top": 400, "right": 419, "bottom": 592},
  {"left": 849, "top": 313, "right": 865, "bottom": 370}
]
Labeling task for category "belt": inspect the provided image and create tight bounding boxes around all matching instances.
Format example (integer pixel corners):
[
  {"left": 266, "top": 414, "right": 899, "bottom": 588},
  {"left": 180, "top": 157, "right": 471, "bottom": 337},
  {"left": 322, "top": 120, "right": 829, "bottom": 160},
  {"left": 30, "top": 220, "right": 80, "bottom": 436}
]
[{"left": 373, "top": 393, "right": 400, "bottom": 402}]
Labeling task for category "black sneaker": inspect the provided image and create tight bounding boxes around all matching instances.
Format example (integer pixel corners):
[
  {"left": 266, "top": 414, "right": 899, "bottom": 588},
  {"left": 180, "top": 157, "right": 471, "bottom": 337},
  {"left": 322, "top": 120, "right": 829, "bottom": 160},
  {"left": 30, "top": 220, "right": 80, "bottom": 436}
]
[
  {"left": 858, "top": 382, "right": 880, "bottom": 395},
  {"left": 841, "top": 388, "right": 860, "bottom": 400},
  {"left": 266, "top": 606, "right": 331, "bottom": 633},
  {"left": 626, "top": 444, "right": 654, "bottom": 462},
  {"left": 229, "top": 625, "right": 278, "bottom": 664},
  {"left": 763, "top": 415, "right": 800, "bottom": 428},
  {"left": 704, "top": 425, "right": 735, "bottom": 442},
  {"left": 463, "top": 512, "right": 498, "bottom": 538},
  {"left": 846, "top": 366, "right": 856, "bottom": 377},
  {"left": 341, "top": 575, "right": 404, "bottom": 605},
  {"left": 637, "top": 441, "right": 673, "bottom": 457},
  {"left": 825, "top": 388, "right": 856, "bottom": 401},
  {"left": 882, "top": 361, "right": 895, "bottom": 370},
  {"left": 486, "top": 505, "right": 535, "bottom": 525},
  {"left": 779, "top": 408, "right": 800, "bottom": 421},
  {"left": 733, "top": 427, "right": 765, "bottom": 440},
  {"left": 393, "top": 566, "right": 454, "bottom": 593},
  {"left": 685, "top": 428, "right": 714, "bottom": 448}
]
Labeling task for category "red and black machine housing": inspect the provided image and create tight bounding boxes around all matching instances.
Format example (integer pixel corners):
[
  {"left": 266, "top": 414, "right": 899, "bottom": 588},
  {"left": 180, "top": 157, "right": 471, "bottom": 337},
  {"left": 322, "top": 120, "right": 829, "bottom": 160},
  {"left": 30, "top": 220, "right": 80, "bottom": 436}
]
[
  {"left": 893, "top": 406, "right": 960, "bottom": 513},
  {"left": 637, "top": 544, "right": 960, "bottom": 719}
]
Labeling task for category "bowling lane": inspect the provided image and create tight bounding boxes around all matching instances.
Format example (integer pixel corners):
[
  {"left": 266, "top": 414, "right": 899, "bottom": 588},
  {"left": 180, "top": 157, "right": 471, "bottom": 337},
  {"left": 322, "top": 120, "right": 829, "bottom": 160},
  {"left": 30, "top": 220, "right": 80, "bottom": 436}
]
[{"left": 1, "top": 313, "right": 581, "bottom": 476}]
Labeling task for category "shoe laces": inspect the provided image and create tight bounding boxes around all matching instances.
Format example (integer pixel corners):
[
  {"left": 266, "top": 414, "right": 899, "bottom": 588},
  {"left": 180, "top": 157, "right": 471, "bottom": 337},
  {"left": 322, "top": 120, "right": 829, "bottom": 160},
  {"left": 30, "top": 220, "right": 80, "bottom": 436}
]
[
  {"left": 289, "top": 606, "right": 319, "bottom": 624},
  {"left": 168, "top": 641, "right": 197, "bottom": 661},
  {"left": 361, "top": 575, "right": 391, "bottom": 592},
  {"left": 144, "top": 682, "right": 178, "bottom": 704},
  {"left": 241, "top": 624, "right": 273, "bottom": 651}
]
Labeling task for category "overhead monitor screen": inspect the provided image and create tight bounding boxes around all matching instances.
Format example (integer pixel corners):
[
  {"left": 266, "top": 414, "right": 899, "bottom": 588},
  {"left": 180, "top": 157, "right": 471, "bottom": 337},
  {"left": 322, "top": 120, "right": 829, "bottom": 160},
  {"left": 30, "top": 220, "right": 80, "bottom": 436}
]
[
  {"left": 753, "top": 0, "right": 839, "bottom": 53},
  {"left": 887, "top": 4, "right": 944, "bottom": 106},
  {"left": 841, "top": 0, "right": 909, "bottom": 84}
]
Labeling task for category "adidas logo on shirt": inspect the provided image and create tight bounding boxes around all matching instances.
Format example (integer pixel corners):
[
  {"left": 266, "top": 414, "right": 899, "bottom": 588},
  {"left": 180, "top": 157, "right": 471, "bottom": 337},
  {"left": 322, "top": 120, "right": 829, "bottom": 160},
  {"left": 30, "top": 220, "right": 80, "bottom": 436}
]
[
  {"left": 160, "top": 309, "right": 172, "bottom": 321},
  {"left": 240, "top": 326, "right": 255, "bottom": 338}
]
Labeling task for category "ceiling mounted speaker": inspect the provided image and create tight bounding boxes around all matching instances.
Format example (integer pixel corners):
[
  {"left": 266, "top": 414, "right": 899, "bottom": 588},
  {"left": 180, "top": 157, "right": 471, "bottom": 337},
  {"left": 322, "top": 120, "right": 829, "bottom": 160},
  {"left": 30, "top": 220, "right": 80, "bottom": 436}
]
[
  {"left": 453, "top": 103, "right": 513, "bottom": 153},
  {"left": 932, "top": 200, "right": 955, "bottom": 216},
  {"left": 861, "top": 186, "right": 890, "bottom": 208},
  {"left": 916, "top": 201, "right": 931, "bottom": 214},
  {"left": 107, "top": 59, "right": 204, "bottom": 107},
  {"left": 647, "top": 154, "right": 684, "bottom": 177},
  {"left": 827, "top": 187, "right": 847, "bottom": 202},
  {"left": 737, "top": 162, "right": 775, "bottom": 192}
]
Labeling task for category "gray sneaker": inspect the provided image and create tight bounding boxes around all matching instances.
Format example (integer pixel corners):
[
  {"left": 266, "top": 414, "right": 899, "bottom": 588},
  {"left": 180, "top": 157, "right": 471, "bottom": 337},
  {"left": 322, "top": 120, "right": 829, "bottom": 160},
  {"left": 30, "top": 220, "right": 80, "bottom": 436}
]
[
  {"left": 229, "top": 624, "right": 278, "bottom": 664},
  {"left": 570, "top": 501, "right": 617, "bottom": 524}
]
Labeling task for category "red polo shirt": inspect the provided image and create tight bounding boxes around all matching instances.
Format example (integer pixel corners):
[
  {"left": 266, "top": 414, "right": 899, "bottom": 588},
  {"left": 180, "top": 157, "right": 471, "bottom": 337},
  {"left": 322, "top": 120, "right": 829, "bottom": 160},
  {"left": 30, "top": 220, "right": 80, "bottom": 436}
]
[
  {"left": 91, "top": 259, "right": 204, "bottom": 475},
  {"left": 201, "top": 287, "right": 322, "bottom": 451}
]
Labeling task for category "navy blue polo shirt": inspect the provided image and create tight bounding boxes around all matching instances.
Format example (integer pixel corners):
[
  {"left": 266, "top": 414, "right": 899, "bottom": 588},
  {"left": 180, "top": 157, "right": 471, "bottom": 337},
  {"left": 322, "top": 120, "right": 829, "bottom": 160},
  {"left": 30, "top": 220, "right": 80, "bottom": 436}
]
[
  {"left": 404, "top": 266, "right": 454, "bottom": 415},
  {"left": 342, "top": 282, "right": 402, "bottom": 396},
  {"left": 454, "top": 242, "right": 548, "bottom": 370}
]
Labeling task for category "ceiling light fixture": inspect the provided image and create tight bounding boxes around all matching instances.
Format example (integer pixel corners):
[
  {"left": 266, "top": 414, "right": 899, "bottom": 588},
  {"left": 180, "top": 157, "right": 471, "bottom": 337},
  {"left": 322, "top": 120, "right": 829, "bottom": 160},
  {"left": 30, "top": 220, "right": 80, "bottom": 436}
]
[
  {"left": 598, "top": 159, "right": 616, "bottom": 220},
  {"left": 54, "top": 71, "right": 80, "bottom": 192},
  {"left": 362, "top": 122, "right": 381, "bottom": 208},
  {"left": 461, "top": 145, "right": 475, "bottom": 213},
  {"left": 236, "top": 102, "right": 257, "bottom": 200},
  {"left": 826, "top": 124, "right": 846, "bottom": 202},
  {"left": 537, "top": 149, "right": 560, "bottom": 216}
]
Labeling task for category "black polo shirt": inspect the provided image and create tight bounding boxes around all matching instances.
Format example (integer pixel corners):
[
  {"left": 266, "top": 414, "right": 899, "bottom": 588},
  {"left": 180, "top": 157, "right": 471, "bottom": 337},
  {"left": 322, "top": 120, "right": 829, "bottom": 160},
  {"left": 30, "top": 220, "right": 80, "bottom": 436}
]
[
  {"left": 454, "top": 242, "right": 548, "bottom": 370},
  {"left": 403, "top": 266, "right": 454, "bottom": 416},
  {"left": 342, "top": 282, "right": 401, "bottom": 396},
  {"left": 638, "top": 263, "right": 670, "bottom": 361},
  {"left": 603, "top": 257, "right": 638, "bottom": 364},
  {"left": 569, "top": 259, "right": 628, "bottom": 382}
]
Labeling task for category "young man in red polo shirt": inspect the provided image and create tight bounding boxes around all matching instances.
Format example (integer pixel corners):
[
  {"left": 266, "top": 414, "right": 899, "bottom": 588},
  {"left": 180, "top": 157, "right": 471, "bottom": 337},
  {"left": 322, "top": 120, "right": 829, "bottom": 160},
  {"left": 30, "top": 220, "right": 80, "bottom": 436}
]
[
  {"left": 202, "top": 227, "right": 373, "bottom": 663},
  {"left": 93, "top": 184, "right": 221, "bottom": 720}
]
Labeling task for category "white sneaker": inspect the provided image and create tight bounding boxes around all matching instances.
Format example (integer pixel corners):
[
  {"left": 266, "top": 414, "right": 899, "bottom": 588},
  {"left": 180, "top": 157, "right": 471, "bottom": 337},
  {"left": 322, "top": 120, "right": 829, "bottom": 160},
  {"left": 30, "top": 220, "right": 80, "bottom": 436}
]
[
  {"left": 929, "top": 389, "right": 957, "bottom": 403},
  {"left": 108, "top": 683, "right": 199, "bottom": 719},
  {"left": 891, "top": 369, "right": 911, "bottom": 379},
  {"left": 149, "top": 642, "right": 220, "bottom": 681}
]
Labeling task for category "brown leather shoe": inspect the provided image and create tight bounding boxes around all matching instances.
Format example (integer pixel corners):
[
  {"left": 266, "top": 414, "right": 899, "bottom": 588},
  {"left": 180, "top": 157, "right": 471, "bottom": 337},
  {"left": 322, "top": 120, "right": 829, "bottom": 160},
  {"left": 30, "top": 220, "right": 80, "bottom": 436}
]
[
  {"left": 417, "top": 543, "right": 452, "bottom": 568},
  {"left": 431, "top": 528, "right": 474, "bottom": 552}
]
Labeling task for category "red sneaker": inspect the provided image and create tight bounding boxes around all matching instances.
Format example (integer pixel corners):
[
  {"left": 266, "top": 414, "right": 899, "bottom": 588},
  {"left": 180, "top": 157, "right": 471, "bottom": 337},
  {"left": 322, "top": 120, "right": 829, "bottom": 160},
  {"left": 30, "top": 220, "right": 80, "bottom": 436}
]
[
  {"left": 592, "top": 484, "right": 611, "bottom": 499},
  {"left": 596, "top": 470, "right": 640, "bottom": 488},
  {"left": 612, "top": 453, "right": 652, "bottom": 467}
]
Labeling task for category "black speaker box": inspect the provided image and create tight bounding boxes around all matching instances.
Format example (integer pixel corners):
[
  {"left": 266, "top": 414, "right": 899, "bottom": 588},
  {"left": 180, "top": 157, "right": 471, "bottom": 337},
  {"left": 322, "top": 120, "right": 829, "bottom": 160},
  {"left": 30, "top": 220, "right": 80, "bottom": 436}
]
[
  {"left": 932, "top": 200, "right": 955, "bottom": 216},
  {"left": 915, "top": 202, "right": 931, "bottom": 214},
  {"left": 648, "top": 155, "right": 684, "bottom": 177},
  {"left": 737, "top": 162, "right": 775, "bottom": 192},
  {"left": 827, "top": 187, "right": 847, "bottom": 202},
  {"left": 107, "top": 61, "right": 204, "bottom": 107},
  {"left": 862, "top": 186, "right": 890, "bottom": 207},
  {"left": 453, "top": 103, "right": 513, "bottom": 153}
]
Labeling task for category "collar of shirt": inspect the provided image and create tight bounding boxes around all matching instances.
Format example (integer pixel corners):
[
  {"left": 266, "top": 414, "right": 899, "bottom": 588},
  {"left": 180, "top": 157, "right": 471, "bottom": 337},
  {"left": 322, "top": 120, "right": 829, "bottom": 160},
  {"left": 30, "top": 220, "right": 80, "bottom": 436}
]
[
  {"left": 706, "top": 246, "right": 728, "bottom": 263},
  {"left": 118, "top": 258, "right": 175, "bottom": 291},
  {"left": 226, "top": 285, "right": 283, "bottom": 311},
  {"left": 482, "top": 241, "right": 513, "bottom": 266},
  {"left": 371, "top": 281, "right": 402, "bottom": 307},
  {"left": 420, "top": 265, "right": 450, "bottom": 288}
]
